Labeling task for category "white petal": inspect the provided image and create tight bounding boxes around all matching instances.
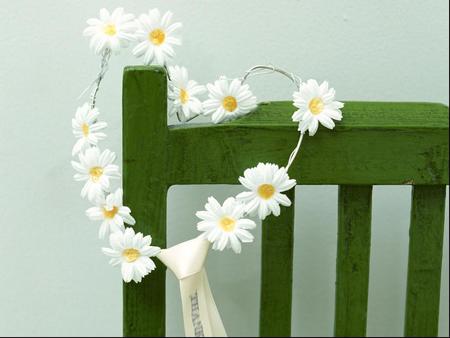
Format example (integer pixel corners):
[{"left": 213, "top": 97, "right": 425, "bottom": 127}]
[
  {"left": 236, "top": 191, "right": 256, "bottom": 202},
  {"left": 211, "top": 107, "right": 226, "bottom": 124},
  {"left": 238, "top": 176, "right": 257, "bottom": 190},
  {"left": 121, "top": 263, "right": 134, "bottom": 283},
  {"left": 268, "top": 199, "right": 281, "bottom": 216},
  {"left": 216, "top": 234, "right": 228, "bottom": 251},
  {"left": 206, "top": 228, "right": 222, "bottom": 243},
  {"left": 86, "top": 207, "right": 104, "bottom": 220},
  {"left": 308, "top": 118, "right": 319, "bottom": 136},
  {"left": 102, "top": 247, "right": 120, "bottom": 257},
  {"left": 229, "top": 234, "right": 242, "bottom": 254},
  {"left": 140, "top": 246, "right": 161, "bottom": 257},
  {"left": 205, "top": 197, "right": 222, "bottom": 217},
  {"left": 166, "top": 22, "right": 182, "bottom": 35},
  {"left": 278, "top": 179, "right": 297, "bottom": 192},
  {"left": 274, "top": 193, "right": 292, "bottom": 207},
  {"left": 120, "top": 211, "right": 135, "bottom": 225},
  {"left": 98, "top": 222, "right": 110, "bottom": 239},
  {"left": 236, "top": 218, "right": 256, "bottom": 230},
  {"left": 235, "top": 229, "right": 255, "bottom": 243},
  {"left": 140, "top": 256, "right": 156, "bottom": 271},
  {"left": 71, "top": 160, "right": 87, "bottom": 174},
  {"left": 222, "top": 197, "right": 237, "bottom": 215},
  {"left": 197, "top": 220, "right": 216, "bottom": 232},
  {"left": 244, "top": 198, "right": 260, "bottom": 215},
  {"left": 196, "top": 210, "right": 217, "bottom": 221},
  {"left": 258, "top": 202, "right": 269, "bottom": 220},
  {"left": 123, "top": 228, "right": 135, "bottom": 247},
  {"left": 317, "top": 113, "right": 335, "bottom": 129}
]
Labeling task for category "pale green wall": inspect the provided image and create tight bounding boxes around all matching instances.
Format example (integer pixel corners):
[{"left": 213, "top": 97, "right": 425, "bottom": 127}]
[{"left": 0, "top": 0, "right": 448, "bottom": 336}]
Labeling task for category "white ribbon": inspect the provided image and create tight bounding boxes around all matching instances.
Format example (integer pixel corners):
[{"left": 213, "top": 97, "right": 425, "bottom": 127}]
[{"left": 157, "top": 236, "right": 227, "bottom": 337}]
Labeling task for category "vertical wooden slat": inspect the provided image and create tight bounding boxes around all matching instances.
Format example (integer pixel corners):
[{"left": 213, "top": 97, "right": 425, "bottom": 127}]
[
  {"left": 335, "top": 185, "right": 373, "bottom": 337},
  {"left": 259, "top": 189, "right": 295, "bottom": 337},
  {"left": 404, "top": 185, "right": 446, "bottom": 337},
  {"left": 123, "top": 66, "right": 168, "bottom": 337}
]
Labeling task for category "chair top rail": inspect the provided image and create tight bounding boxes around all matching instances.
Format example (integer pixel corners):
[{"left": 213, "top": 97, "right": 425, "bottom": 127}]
[
  {"left": 124, "top": 66, "right": 449, "bottom": 186},
  {"left": 166, "top": 101, "right": 448, "bottom": 186}
]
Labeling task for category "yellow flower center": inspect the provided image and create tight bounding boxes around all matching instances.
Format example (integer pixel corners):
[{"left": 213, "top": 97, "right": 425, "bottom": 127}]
[
  {"left": 258, "top": 184, "right": 275, "bottom": 200},
  {"left": 103, "top": 24, "right": 117, "bottom": 36},
  {"left": 149, "top": 29, "right": 166, "bottom": 45},
  {"left": 89, "top": 166, "right": 103, "bottom": 182},
  {"left": 179, "top": 89, "right": 189, "bottom": 104},
  {"left": 219, "top": 217, "right": 236, "bottom": 232},
  {"left": 222, "top": 96, "right": 238, "bottom": 113},
  {"left": 82, "top": 123, "right": 90, "bottom": 137},
  {"left": 122, "top": 248, "right": 140, "bottom": 263},
  {"left": 309, "top": 97, "right": 324, "bottom": 115},
  {"left": 103, "top": 206, "right": 118, "bottom": 219}
]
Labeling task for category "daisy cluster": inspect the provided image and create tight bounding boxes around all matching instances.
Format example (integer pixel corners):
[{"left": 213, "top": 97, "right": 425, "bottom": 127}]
[
  {"left": 71, "top": 103, "right": 160, "bottom": 283},
  {"left": 75, "top": 7, "right": 344, "bottom": 283}
]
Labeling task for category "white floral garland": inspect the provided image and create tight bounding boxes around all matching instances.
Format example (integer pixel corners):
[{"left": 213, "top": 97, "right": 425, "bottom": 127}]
[{"left": 72, "top": 8, "right": 344, "bottom": 284}]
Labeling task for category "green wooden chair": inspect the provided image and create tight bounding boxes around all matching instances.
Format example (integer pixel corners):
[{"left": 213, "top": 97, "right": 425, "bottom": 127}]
[{"left": 122, "top": 66, "right": 449, "bottom": 337}]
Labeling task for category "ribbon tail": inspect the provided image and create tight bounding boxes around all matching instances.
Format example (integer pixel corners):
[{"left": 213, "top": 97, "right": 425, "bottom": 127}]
[
  {"left": 201, "top": 269, "right": 227, "bottom": 336},
  {"left": 179, "top": 268, "right": 227, "bottom": 337},
  {"left": 158, "top": 236, "right": 227, "bottom": 337}
]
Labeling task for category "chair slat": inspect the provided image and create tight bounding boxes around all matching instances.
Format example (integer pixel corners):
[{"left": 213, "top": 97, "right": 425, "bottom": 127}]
[
  {"left": 260, "top": 189, "right": 295, "bottom": 337},
  {"left": 335, "top": 185, "right": 373, "bottom": 337},
  {"left": 123, "top": 66, "right": 168, "bottom": 337},
  {"left": 404, "top": 185, "right": 446, "bottom": 337}
]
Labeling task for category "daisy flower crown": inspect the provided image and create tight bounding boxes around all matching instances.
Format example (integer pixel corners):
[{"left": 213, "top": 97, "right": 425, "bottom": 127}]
[{"left": 73, "top": 7, "right": 344, "bottom": 283}]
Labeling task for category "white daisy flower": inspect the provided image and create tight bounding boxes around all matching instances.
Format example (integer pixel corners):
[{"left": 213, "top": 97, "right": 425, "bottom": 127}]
[
  {"left": 102, "top": 228, "right": 161, "bottom": 283},
  {"left": 196, "top": 197, "right": 256, "bottom": 254},
  {"left": 83, "top": 8, "right": 136, "bottom": 55},
  {"left": 203, "top": 77, "right": 257, "bottom": 124},
  {"left": 292, "top": 79, "right": 344, "bottom": 136},
  {"left": 86, "top": 188, "right": 136, "bottom": 239},
  {"left": 133, "top": 9, "right": 182, "bottom": 65},
  {"left": 71, "top": 147, "right": 120, "bottom": 202},
  {"left": 72, "top": 103, "right": 107, "bottom": 156},
  {"left": 236, "top": 163, "right": 296, "bottom": 220},
  {"left": 168, "top": 65, "right": 206, "bottom": 120}
]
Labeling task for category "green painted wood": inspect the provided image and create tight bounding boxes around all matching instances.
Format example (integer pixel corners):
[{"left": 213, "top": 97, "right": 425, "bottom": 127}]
[
  {"left": 335, "top": 185, "right": 373, "bottom": 337},
  {"left": 167, "top": 101, "right": 449, "bottom": 185},
  {"left": 122, "top": 66, "right": 449, "bottom": 337},
  {"left": 259, "top": 189, "right": 295, "bottom": 337},
  {"left": 404, "top": 185, "right": 446, "bottom": 337},
  {"left": 123, "top": 66, "right": 168, "bottom": 337}
]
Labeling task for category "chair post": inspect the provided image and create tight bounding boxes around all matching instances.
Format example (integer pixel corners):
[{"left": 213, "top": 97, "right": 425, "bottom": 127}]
[
  {"left": 334, "top": 185, "right": 373, "bottom": 337},
  {"left": 122, "top": 66, "right": 169, "bottom": 337},
  {"left": 259, "top": 189, "right": 295, "bottom": 337},
  {"left": 404, "top": 185, "right": 446, "bottom": 337}
]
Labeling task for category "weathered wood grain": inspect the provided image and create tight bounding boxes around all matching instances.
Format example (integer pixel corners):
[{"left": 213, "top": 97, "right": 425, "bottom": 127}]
[
  {"left": 123, "top": 66, "right": 168, "bottom": 337},
  {"left": 404, "top": 185, "right": 446, "bottom": 337},
  {"left": 335, "top": 185, "right": 373, "bottom": 337},
  {"left": 260, "top": 189, "right": 295, "bottom": 337}
]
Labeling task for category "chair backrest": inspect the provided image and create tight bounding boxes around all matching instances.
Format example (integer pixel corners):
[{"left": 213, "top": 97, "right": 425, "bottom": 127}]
[{"left": 122, "top": 66, "right": 449, "bottom": 337}]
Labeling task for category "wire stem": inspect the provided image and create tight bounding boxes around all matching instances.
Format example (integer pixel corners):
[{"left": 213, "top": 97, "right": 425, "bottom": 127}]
[
  {"left": 241, "top": 64, "right": 301, "bottom": 89},
  {"left": 90, "top": 49, "right": 111, "bottom": 108},
  {"left": 77, "top": 49, "right": 111, "bottom": 108},
  {"left": 285, "top": 133, "right": 304, "bottom": 172}
]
